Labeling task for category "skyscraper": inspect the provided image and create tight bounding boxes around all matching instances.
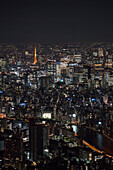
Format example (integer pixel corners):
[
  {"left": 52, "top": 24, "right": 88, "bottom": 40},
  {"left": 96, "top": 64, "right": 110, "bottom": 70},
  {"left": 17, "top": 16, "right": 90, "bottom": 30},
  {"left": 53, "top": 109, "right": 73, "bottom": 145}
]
[{"left": 29, "top": 119, "right": 48, "bottom": 161}]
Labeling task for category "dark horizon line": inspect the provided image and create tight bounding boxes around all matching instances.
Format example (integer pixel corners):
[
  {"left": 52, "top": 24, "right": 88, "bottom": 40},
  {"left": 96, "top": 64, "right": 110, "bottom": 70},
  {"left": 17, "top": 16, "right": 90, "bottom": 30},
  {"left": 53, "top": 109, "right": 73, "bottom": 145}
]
[{"left": 0, "top": 40, "right": 113, "bottom": 45}]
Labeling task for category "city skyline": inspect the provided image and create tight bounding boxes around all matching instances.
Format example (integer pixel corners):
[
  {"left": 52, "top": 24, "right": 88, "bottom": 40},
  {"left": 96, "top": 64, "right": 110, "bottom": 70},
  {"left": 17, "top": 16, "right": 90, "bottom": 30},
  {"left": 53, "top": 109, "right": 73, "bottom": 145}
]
[{"left": 0, "top": 41, "right": 113, "bottom": 168}]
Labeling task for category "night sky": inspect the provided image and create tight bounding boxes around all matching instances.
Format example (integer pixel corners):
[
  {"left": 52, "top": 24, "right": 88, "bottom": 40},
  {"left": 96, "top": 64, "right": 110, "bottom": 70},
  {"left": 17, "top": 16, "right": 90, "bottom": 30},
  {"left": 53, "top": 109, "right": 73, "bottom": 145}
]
[{"left": 0, "top": 0, "right": 113, "bottom": 43}]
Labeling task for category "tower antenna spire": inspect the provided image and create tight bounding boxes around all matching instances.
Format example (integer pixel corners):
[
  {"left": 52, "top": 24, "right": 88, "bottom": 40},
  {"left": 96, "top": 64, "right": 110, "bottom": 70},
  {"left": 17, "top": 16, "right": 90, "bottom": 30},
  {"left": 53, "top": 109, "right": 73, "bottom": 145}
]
[{"left": 34, "top": 46, "right": 37, "bottom": 64}]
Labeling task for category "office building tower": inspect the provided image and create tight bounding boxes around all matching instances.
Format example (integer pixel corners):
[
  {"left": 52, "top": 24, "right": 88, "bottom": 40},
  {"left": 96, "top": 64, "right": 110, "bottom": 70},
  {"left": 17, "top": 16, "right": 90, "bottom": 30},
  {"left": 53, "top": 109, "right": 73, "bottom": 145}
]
[
  {"left": 29, "top": 119, "right": 48, "bottom": 161},
  {"left": 4, "top": 133, "right": 23, "bottom": 166}
]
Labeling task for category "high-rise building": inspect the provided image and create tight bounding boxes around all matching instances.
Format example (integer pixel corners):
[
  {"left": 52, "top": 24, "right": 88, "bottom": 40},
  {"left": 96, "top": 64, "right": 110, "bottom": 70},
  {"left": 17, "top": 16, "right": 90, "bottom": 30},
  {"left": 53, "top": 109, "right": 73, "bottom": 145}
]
[
  {"left": 29, "top": 119, "right": 48, "bottom": 161},
  {"left": 0, "top": 132, "right": 4, "bottom": 159},
  {"left": 47, "top": 60, "right": 56, "bottom": 79},
  {"left": 4, "top": 132, "right": 23, "bottom": 165},
  {"left": 98, "top": 48, "right": 104, "bottom": 57}
]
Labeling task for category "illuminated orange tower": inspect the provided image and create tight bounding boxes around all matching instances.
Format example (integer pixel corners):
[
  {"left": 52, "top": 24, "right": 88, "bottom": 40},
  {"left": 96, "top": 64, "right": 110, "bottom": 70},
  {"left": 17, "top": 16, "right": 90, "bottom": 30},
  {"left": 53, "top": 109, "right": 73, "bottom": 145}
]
[{"left": 34, "top": 46, "right": 37, "bottom": 64}]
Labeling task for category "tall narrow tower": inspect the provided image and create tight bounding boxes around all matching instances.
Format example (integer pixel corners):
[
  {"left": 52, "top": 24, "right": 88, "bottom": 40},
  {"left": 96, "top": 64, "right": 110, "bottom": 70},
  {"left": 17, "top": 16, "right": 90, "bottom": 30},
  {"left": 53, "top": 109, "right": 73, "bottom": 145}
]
[{"left": 34, "top": 46, "right": 37, "bottom": 64}]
